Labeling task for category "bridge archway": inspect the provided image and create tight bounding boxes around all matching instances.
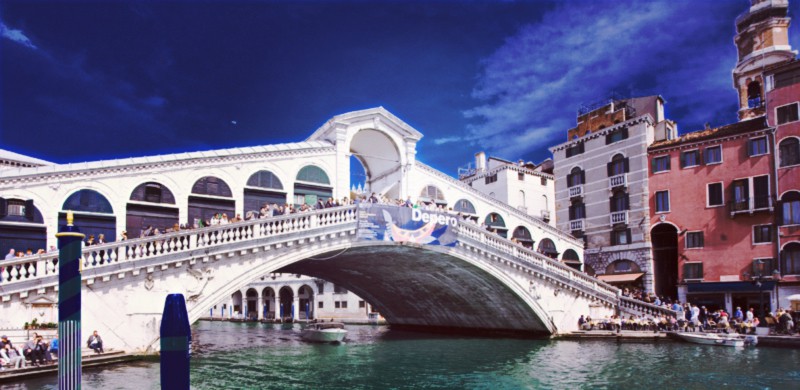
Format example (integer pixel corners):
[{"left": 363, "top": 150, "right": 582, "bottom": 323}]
[
  {"left": 349, "top": 129, "right": 402, "bottom": 199},
  {"left": 262, "top": 287, "right": 276, "bottom": 320},
  {"left": 453, "top": 199, "right": 477, "bottom": 221},
  {"left": 59, "top": 189, "right": 116, "bottom": 244},
  {"left": 484, "top": 212, "right": 507, "bottom": 238},
  {"left": 126, "top": 182, "right": 179, "bottom": 239},
  {"left": 279, "top": 286, "right": 294, "bottom": 320},
  {"left": 512, "top": 226, "right": 534, "bottom": 249},
  {"left": 0, "top": 197, "right": 46, "bottom": 256},
  {"left": 537, "top": 238, "right": 558, "bottom": 259},
  {"left": 419, "top": 185, "right": 446, "bottom": 208},
  {"left": 188, "top": 176, "right": 234, "bottom": 227}
]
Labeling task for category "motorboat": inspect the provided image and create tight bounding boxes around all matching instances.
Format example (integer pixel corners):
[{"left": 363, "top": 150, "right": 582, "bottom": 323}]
[
  {"left": 300, "top": 322, "right": 347, "bottom": 343},
  {"left": 673, "top": 332, "right": 757, "bottom": 347}
]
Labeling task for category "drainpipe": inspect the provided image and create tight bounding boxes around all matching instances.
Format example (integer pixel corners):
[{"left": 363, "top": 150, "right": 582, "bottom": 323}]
[{"left": 771, "top": 127, "right": 780, "bottom": 311}]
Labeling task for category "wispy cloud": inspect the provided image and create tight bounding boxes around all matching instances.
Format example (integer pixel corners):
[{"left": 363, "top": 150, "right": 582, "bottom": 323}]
[
  {"left": 433, "top": 136, "right": 462, "bottom": 145},
  {"left": 463, "top": 0, "right": 740, "bottom": 158},
  {"left": 1, "top": 22, "right": 37, "bottom": 50}
]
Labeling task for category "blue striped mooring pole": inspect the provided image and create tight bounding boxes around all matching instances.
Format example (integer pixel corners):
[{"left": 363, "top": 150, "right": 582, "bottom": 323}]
[
  {"left": 160, "top": 293, "right": 191, "bottom": 389},
  {"left": 56, "top": 211, "right": 85, "bottom": 390}
]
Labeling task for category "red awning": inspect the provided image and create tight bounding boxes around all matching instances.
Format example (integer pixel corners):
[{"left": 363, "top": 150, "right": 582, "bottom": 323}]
[{"left": 597, "top": 272, "right": 644, "bottom": 283}]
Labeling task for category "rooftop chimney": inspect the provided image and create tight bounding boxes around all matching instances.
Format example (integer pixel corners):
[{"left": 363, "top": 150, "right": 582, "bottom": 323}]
[{"left": 475, "top": 152, "right": 486, "bottom": 173}]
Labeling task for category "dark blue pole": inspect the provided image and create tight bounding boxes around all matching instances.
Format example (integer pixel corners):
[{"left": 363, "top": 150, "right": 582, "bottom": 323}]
[
  {"left": 160, "top": 293, "right": 191, "bottom": 390},
  {"left": 56, "top": 211, "right": 84, "bottom": 390}
]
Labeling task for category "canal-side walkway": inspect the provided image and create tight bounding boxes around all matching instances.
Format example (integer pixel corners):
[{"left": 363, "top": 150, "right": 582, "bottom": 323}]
[
  {"left": 0, "top": 349, "right": 141, "bottom": 383},
  {"left": 559, "top": 329, "right": 800, "bottom": 348}
]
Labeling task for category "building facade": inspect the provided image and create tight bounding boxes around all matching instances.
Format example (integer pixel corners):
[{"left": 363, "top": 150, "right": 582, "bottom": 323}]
[{"left": 550, "top": 96, "right": 677, "bottom": 293}]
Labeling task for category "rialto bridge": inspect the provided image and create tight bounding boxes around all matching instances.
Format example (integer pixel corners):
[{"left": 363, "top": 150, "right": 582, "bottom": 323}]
[{"left": 0, "top": 108, "right": 672, "bottom": 353}]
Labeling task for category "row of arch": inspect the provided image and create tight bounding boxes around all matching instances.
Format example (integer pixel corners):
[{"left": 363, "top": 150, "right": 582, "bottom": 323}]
[{"left": 225, "top": 285, "right": 315, "bottom": 320}]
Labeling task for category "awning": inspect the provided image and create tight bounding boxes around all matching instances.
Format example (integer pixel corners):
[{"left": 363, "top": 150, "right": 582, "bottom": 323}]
[
  {"left": 597, "top": 272, "right": 644, "bottom": 283},
  {"left": 687, "top": 281, "right": 775, "bottom": 293},
  {"left": 786, "top": 294, "right": 800, "bottom": 301}
]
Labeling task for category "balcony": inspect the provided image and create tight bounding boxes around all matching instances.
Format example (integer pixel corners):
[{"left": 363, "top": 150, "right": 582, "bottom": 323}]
[
  {"left": 609, "top": 173, "right": 627, "bottom": 190},
  {"left": 568, "top": 185, "right": 583, "bottom": 198},
  {"left": 729, "top": 196, "right": 774, "bottom": 217},
  {"left": 610, "top": 210, "right": 628, "bottom": 225},
  {"left": 569, "top": 219, "right": 584, "bottom": 232}
]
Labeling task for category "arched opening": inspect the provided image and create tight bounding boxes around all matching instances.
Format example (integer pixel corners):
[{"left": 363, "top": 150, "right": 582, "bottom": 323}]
[
  {"left": 453, "top": 199, "right": 477, "bottom": 221},
  {"left": 59, "top": 189, "right": 116, "bottom": 244},
  {"left": 597, "top": 259, "right": 643, "bottom": 290},
  {"left": 537, "top": 238, "right": 558, "bottom": 259},
  {"left": 518, "top": 190, "right": 526, "bottom": 210},
  {"left": 127, "top": 182, "right": 179, "bottom": 239},
  {"left": 567, "top": 167, "right": 584, "bottom": 188},
  {"left": 781, "top": 191, "right": 800, "bottom": 226},
  {"left": 781, "top": 242, "right": 800, "bottom": 276},
  {"left": 349, "top": 129, "right": 402, "bottom": 200},
  {"left": 779, "top": 138, "right": 800, "bottom": 167},
  {"left": 244, "top": 170, "right": 286, "bottom": 218},
  {"left": 294, "top": 165, "right": 332, "bottom": 207},
  {"left": 262, "top": 287, "right": 276, "bottom": 320},
  {"left": 651, "top": 223, "right": 678, "bottom": 299},
  {"left": 188, "top": 176, "right": 235, "bottom": 228},
  {"left": 350, "top": 155, "right": 368, "bottom": 200},
  {"left": 419, "top": 185, "right": 446, "bottom": 208},
  {"left": 279, "top": 286, "right": 295, "bottom": 321},
  {"left": 245, "top": 288, "right": 258, "bottom": 320},
  {"left": 607, "top": 153, "right": 627, "bottom": 177},
  {"left": 561, "top": 249, "right": 581, "bottom": 271},
  {"left": 0, "top": 197, "right": 47, "bottom": 256},
  {"left": 484, "top": 212, "right": 507, "bottom": 238},
  {"left": 747, "top": 80, "right": 762, "bottom": 108},
  {"left": 298, "top": 284, "right": 314, "bottom": 320},
  {"left": 511, "top": 226, "right": 533, "bottom": 249},
  {"left": 231, "top": 291, "right": 243, "bottom": 318}
]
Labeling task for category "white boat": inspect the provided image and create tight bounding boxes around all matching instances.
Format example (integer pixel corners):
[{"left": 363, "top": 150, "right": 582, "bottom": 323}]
[
  {"left": 300, "top": 322, "right": 347, "bottom": 343},
  {"left": 674, "top": 332, "right": 757, "bottom": 347}
]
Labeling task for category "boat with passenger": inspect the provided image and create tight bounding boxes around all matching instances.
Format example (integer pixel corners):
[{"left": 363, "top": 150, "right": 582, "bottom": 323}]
[
  {"left": 673, "top": 332, "right": 757, "bottom": 347},
  {"left": 300, "top": 322, "right": 347, "bottom": 343}
]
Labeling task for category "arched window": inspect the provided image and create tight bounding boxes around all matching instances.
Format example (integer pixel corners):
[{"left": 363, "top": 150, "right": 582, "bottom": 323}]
[
  {"left": 537, "top": 238, "right": 558, "bottom": 259},
  {"left": 747, "top": 81, "right": 762, "bottom": 108},
  {"left": 781, "top": 191, "right": 800, "bottom": 225},
  {"left": 247, "top": 170, "right": 284, "bottom": 190},
  {"left": 245, "top": 171, "right": 286, "bottom": 214},
  {"left": 781, "top": 242, "right": 800, "bottom": 275},
  {"left": 61, "top": 189, "right": 116, "bottom": 243},
  {"left": 512, "top": 226, "right": 533, "bottom": 248},
  {"left": 606, "top": 259, "right": 641, "bottom": 274},
  {"left": 130, "top": 182, "right": 176, "bottom": 204},
  {"left": 484, "top": 212, "right": 507, "bottom": 238},
  {"left": 420, "top": 185, "right": 446, "bottom": 206},
  {"left": 607, "top": 154, "right": 628, "bottom": 176},
  {"left": 0, "top": 197, "right": 46, "bottom": 255},
  {"left": 518, "top": 190, "right": 526, "bottom": 208},
  {"left": 127, "top": 182, "right": 178, "bottom": 238},
  {"left": 453, "top": 199, "right": 476, "bottom": 215},
  {"left": 191, "top": 176, "right": 232, "bottom": 197},
  {"left": 62, "top": 189, "right": 114, "bottom": 214},
  {"left": 188, "top": 177, "right": 235, "bottom": 228},
  {"left": 567, "top": 167, "right": 584, "bottom": 187},
  {"left": 296, "top": 165, "right": 330, "bottom": 185},
  {"left": 562, "top": 249, "right": 580, "bottom": 262},
  {"left": 779, "top": 138, "right": 800, "bottom": 167}
]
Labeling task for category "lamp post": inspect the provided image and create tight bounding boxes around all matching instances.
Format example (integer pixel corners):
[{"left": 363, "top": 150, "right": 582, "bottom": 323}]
[{"left": 753, "top": 259, "right": 766, "bottom": 324}]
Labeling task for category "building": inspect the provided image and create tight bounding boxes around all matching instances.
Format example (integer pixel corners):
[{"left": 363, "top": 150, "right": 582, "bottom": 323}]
[
  {"left": 550, "top": 96, "right": 677, "bottom": 292},
  {"left": 765, "top": 58, "right": 800, "bottom": 310},
  {"left": 647, "top": 118, "right": 777, "bottom": 313}
]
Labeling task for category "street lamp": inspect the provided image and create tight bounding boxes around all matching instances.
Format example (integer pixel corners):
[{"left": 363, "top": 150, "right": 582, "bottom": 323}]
[{"left": 753, "top": 259, "right": 766, "bottom": 324}]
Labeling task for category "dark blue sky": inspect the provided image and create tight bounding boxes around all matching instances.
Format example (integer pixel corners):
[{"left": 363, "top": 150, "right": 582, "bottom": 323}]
[{"left": 2, "top": 1, "right": 798, "bottom": 176}]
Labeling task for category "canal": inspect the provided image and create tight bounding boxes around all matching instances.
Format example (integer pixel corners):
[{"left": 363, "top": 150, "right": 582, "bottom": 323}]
[{"left": 6, "top": 320, "right": 800, "bottom": 389}]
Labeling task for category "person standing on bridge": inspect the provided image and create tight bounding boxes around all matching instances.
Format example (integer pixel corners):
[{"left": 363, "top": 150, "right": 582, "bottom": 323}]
[{"left": 87, "top": 330, "right": 104, "bottom": 354}]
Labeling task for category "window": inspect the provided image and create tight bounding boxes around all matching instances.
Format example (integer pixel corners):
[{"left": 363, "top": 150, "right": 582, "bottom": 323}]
[
  {"left": 775, "top": 67, "right": 800, "bottom": 89},
  {"left": 683, "top": 263, "right": 703, "bottom": 280},
  {"left": 777, "top": 103, "right": 799, "bottom": 125},
  {"left": 685, "top": 231, "right": 704, "bottom": 249},
  {"left": 318, "top": 301, "right": 324, "bottom": 309},
  {"left": 607, "top": 154, "right": 628, "bottom": 176},
  {"left": 610, "top": 192, "right": 629, "bottom": 212},
  {"left": 782, "top": 243, "right": 800, "bottom": 275},
  {"left": 655, "top": 191, "right": 670, "bottom": 213},
  {"left": 753, "top": 175, "right": 770, "bottom": 209},
  {"left": 485, "top": 174, "right": 498, "bottom": 184},
  {"left": 747, "top": 81, "right": 762, "bottom": 108},
  {"left": 518, "top": 172, "right": 525, "bottom": 181},
  {"left": 606, "top": 128, "right": 628, "bottom": 144},
  {"left": 707, "top": 182, "right": 724, "bottom": 207},
  {"left": 732, "top": 179, "right": 749, "bottom": 210},
  {"left": 781, "top": 192, "right": 800, "bottom": 225},
  {"left": 779, "top": 138, "right": 800, "bottom": 167},
  {"left": 340, "top": 301, "right": 348, "bottom": 309},
  {"left": 335, "top": 301, "right": 340, "bottom": 309},
  {"left": 681, "top": 150, "right": 701, "bottom": 168},
  {"left": 568, "top": 202, "right": 585, "bottom": 221},
  {"left": 359, "top": 300, "right": 366, "bottom": 308},
  {"left": 611, "top": 228, "right": 631, "bottom": 245},
  {"left": 704, "top": 146, "right": 722, "bottom": 164},
  {"left": 566, "top": 143, "right": 585, "bottom": 158},
  {"left": 567, "top": 167, "right": 584, "bottom": 187},
  {"left": 753, "top": 225, "right": 772, "bottom": 244},
  {"left": 748, "top": 136, "right": 768, "bottom": 156},
  {"left": 7, "top": 199, "right": 25, "bottom": 216},
  {"left": 540, "top": 177, "right": 547, "bottom": 186},
  {"left": 333, "top": 285, "right": 347, "bottom": 294},
  {"left": 652, "top": 156, "right": 670, "bottom": 173}
]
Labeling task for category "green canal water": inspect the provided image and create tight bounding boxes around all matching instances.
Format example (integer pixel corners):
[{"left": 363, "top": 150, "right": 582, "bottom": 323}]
[{"left": 5, "top": 320, "right": 800, "bottom": 389}]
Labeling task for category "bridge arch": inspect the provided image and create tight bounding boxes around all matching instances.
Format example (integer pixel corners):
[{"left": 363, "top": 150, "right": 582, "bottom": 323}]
[
  {"left": 511, "top": 226, "right": 534, "bottom": 249},
  {"left": 484, "top": 212, "right": 507, "bottom": 238},
  {"left": 262, "top": 287, "right": 276, "bottom": 319},
  {"left": 348, "top": 128, "right": 403, "bottom": 199},
  {"left": 60, "top": 188, "right": 116, "bottom": 244},
  {"left": 244, "top": 170, "right": 287, "bottom": 216},
  {"left": 126, "top": 181, "right": 179, "bottom": 239},
  {"left": 419, "top": 184, "right": 447, "bottom": 208},
  {"left": 294, "top": 165, "right": 333, "bottom": 206},
  {"left": 188, "top": 176, "right": 235, "bottom": 227},
  {"left": 537, "top": 238, "right": 558, "bottom": 259}
]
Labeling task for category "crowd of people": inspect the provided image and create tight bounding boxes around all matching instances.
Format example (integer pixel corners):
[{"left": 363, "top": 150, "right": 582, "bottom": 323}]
[{"left": 0, "top": 331, "right": 104, "bottom": 371}]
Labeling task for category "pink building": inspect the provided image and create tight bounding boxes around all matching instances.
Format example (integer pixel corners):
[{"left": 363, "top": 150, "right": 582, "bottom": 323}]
[{"left": 648, "top": 118, "right": 777, "bottom": 314}]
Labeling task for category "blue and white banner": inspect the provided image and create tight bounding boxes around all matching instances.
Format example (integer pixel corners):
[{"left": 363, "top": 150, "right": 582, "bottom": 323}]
[{"left": 356, "top": 204, "right": 458, "bottom": 247}]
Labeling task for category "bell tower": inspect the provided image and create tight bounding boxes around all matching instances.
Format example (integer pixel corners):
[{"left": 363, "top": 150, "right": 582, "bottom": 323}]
[{"left": 733, "top": 0, "right": 796, "bottom": 121}]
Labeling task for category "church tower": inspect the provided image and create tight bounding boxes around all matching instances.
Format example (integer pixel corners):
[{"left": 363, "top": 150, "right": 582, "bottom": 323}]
[{"left": 733, "top": 0, "right": 796, "bottom": 121}]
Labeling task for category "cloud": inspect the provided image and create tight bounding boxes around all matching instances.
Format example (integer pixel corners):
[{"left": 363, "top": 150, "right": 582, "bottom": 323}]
[
  {"left": 433, "top": 136, "right": 462, "bottom": 145},
  {"left": 463, "top": 0, "right": 740, "bottom": 158},
  {"left": 1, "top": 22, "right": 37, "bottom": 50}
]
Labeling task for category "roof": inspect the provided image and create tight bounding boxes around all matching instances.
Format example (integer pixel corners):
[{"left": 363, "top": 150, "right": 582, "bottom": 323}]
[
  {"left": 649, "top": 117, "right": 771, "bottom": 150},
  {"left": 0, "top": 149, "right": 55, "bottom": 166}
]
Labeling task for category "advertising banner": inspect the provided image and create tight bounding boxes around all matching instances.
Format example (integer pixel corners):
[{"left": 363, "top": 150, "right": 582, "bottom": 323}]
[{"left": 356, "top": 203, "right": 458, "bottom": 247}]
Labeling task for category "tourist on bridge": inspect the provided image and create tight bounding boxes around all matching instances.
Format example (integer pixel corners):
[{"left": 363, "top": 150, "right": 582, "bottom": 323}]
[
  {"left": 87, "top": 330, "right": 104, "bottom": 354},
  {"left": 5, "top": 248, "right": 15, "bottom": 260}
]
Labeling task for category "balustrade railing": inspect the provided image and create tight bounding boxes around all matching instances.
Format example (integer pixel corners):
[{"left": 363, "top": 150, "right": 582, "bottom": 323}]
[
  {"left": 568, "top": 185, "right": 583, "bottom": 198},
  {"left": 569, "top": 219, "right": 584, "bottom": 232},
  {"left": 0, "top": 206, "right": 358, "bottom": 286},
  {"left": 619, "top": 296, "right": 677, "bottom": 318},
  {"left": 608, "top": 173, "right": 627, "bottom": 189},
  {"left": 610, "top": 210, "right": 628, "bottom": 225}
]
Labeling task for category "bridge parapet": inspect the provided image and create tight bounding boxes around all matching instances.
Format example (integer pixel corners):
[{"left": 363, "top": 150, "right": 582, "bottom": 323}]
[
  {"left": 618, "top": 296, "right": 677, "bottom": 319},
  {"left": 0, "top": 206, "right": 359, "bottom": 297}
]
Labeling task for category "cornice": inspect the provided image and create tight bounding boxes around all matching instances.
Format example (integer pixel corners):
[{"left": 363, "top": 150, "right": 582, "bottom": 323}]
[
  {"left": 549, "top": 115, "right": 654, "bottom": 153},
  {"left": 461, "top": 163, "right": 554, "bottom": 184},
  {"left": 648, "top": 127, "right": 774, "bottom": 154}
]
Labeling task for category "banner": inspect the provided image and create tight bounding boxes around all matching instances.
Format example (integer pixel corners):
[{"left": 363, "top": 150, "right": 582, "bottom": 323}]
[{"left": 356, "top": 204, "right": 458, "bottom": 247}]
